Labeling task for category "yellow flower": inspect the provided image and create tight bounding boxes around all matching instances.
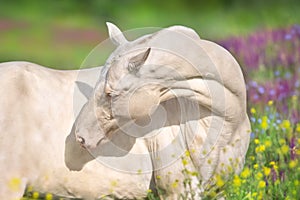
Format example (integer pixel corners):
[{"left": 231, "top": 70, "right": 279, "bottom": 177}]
[
  {"left": 264, "top": 140, "right": 272, "bottom": 148},
  {"left": 241, "top": 167, "right": 251, "bottom": 178},
  {"left": 259, "top": 191, "right": 264, "bottom": 198},
  {"left": 250, "top": 107, "right": 256, "bottom": 114},
  {"left": 256, "top": 172, "right": 263, "bottom": 180},
  {"left": 185, "top": 150, "right": 190, "bottom": 157},
  {"left": 263, "top": 167, "right": 271, "bottom": 176},
  {"left": 279, "top": 139, "right": 286, "bottom": 145},
  {"left": 269, "top": 161, "right": 275, "bottom": 166},
  {"left": 215, "top": 175, "right": 225, "bottom": 187},
  {"left": 254, "top": 164, "right": 259, "bottom": 169},
  {"left": 182, "top": 158, "right": 188, "bottom": 166},
  {"left": 110, "top": 180, "right": 118, "bottom": 187},
  {"left": 268, "top": 100, "right": 273, "bottom": 106},
  {"left": 156, "top": 175, "right": 161, "bottom": 180},
  {"left": 171, "top": 180, "right": 179, "bottom": 188},
  {"left": 258, "top": 180, "right": 266, "bottom": 189},
  {"left": 227, "top": 166, "right": 233, "bottom": 173},
  {"left": 255, "top": 145, "right": 266, "bottom": 153},
  {"left": 281, "top": 145, "right": 289, "bottom": 155},
  {"left": 233, "top": 175, "right": 241, "bottom": 187},
  {"left": 187, "top": 171, "right": 198, "bottom": 177},
  {"left": 32, "top": 192, "right": 39, "bottom": 199},
  {"left": 254, "top": 139, "right": 260, "bottom": 144},
  {"left": 45, "top": 193, "right": 53, "bottom": 200},
  {"left": 261, "top": 116, "right": 268, "bottom": 130},
  {"left": 296, "top": 124, "right": 300, "bottom": 133},
  {"left": 8, "top": 178, "right": 21, "bottom": 191},
  {"left": 281, "top": 120, "right": 291, "bottom": 130},
  {"left": 289, "top": 160, "right": 298, "bottom": 169},
  {"left": 208, "top": 191, "right": 217, "bottom": 198},
  {"left": 292, "top": 95, "right": 298, "bottom": 102},
  {"left": 147, "top": 189, "right": 152, "bottom": 193}
]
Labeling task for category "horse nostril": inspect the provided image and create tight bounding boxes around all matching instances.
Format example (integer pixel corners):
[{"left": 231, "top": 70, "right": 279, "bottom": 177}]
[{"left": 77, "top": 136, "right": 85, "bottom": 145}]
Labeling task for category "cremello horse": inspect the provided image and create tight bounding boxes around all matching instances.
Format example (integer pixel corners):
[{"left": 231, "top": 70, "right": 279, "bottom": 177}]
[
  {"left": 0, "top": 52, "right": 152, "bottom": 198},
  {"left": 75, "top": 23, "right": 251, "bottom": 199}
]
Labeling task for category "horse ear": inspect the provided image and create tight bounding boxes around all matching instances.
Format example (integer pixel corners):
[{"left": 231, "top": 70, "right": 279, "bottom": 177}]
[
  {"left": 106, "top": 22, "right": 128, "bottom": 46},
  {"left": 75, "top": 81, "right": 93, "bottom": 99},
  {"left": 128, "top": 48, "right": 151, "bottom": 73}
]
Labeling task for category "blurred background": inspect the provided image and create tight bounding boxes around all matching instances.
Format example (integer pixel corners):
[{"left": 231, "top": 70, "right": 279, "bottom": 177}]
[{"left": 0, "top": 0, "right": 299, "bottom": 69}]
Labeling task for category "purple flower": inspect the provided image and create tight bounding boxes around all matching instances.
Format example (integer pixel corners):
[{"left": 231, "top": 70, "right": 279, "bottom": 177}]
[
  {"left": 257, "top": 118, "right": 262, "bottom": 123},
  {"left": 290, "top": 137, "right": 297, "bottom": 160},
  {"left": 220, "top": 25, "right": 300, "bottom": 118},
  {"left": 285, "top": 34, "right": 292, "bottom": 40},
  {"left": 269, "top": 89, "right": 276, "bottom": 96},
  {"left": 279, "top": 170, "right": 285, "bottom": 182},
  {"left": 291, "top": 109, "right": 300, "bottom": 124},
  {"left": 258, "top": 86, "right": 265, "bottom": 94},
  {"left": 271, "top": 168, "right": 277, "bottom": 182},
  {"left": 295, "top": 80, "right": 300, "bottom": 88}
]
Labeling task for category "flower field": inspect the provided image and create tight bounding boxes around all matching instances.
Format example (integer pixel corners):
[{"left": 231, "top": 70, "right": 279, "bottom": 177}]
[{"left": 217, "top": 25, "right": 300, "bottom": 199}]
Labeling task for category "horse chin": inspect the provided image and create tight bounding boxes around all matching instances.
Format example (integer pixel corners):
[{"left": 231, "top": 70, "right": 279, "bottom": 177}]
[
  {"left": 96, "top": 136, "right": 109, "bottom": 147},
  {"left": 86, "top": 132, "right": 136, "bottom": 158}
]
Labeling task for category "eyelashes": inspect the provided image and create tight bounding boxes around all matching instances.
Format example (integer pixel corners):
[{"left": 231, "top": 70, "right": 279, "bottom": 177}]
[{"left": 128, "top": 62, "right": 137, "bottom": 73}]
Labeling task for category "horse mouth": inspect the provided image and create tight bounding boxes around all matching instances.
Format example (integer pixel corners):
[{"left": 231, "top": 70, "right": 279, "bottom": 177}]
[
  {"left": 96, "top": 137, "right": 107, "bottom": 147},
  {"left": 76, "top": 135, "right": 86, "bottom": 148}
]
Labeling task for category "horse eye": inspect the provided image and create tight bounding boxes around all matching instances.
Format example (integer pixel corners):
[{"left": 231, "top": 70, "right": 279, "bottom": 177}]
[
  {"left": 104, "top": 114, "right": 112, "bottom": 120},
  {"left": 128, "top": 62, "right": 136, "bottom": 72},
  {"left": 106, "top": 92, "right": 112, "bottom": 97}
]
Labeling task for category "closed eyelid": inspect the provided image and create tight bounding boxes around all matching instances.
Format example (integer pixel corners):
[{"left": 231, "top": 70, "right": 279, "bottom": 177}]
[{"left": 105, "top": 83, "right": 113, "bottom": 95}]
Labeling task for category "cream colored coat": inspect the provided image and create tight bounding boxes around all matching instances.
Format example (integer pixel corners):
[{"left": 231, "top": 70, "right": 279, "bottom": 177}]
[{"left": 0, "top": 61, "right": 152, "bottom": 200}]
